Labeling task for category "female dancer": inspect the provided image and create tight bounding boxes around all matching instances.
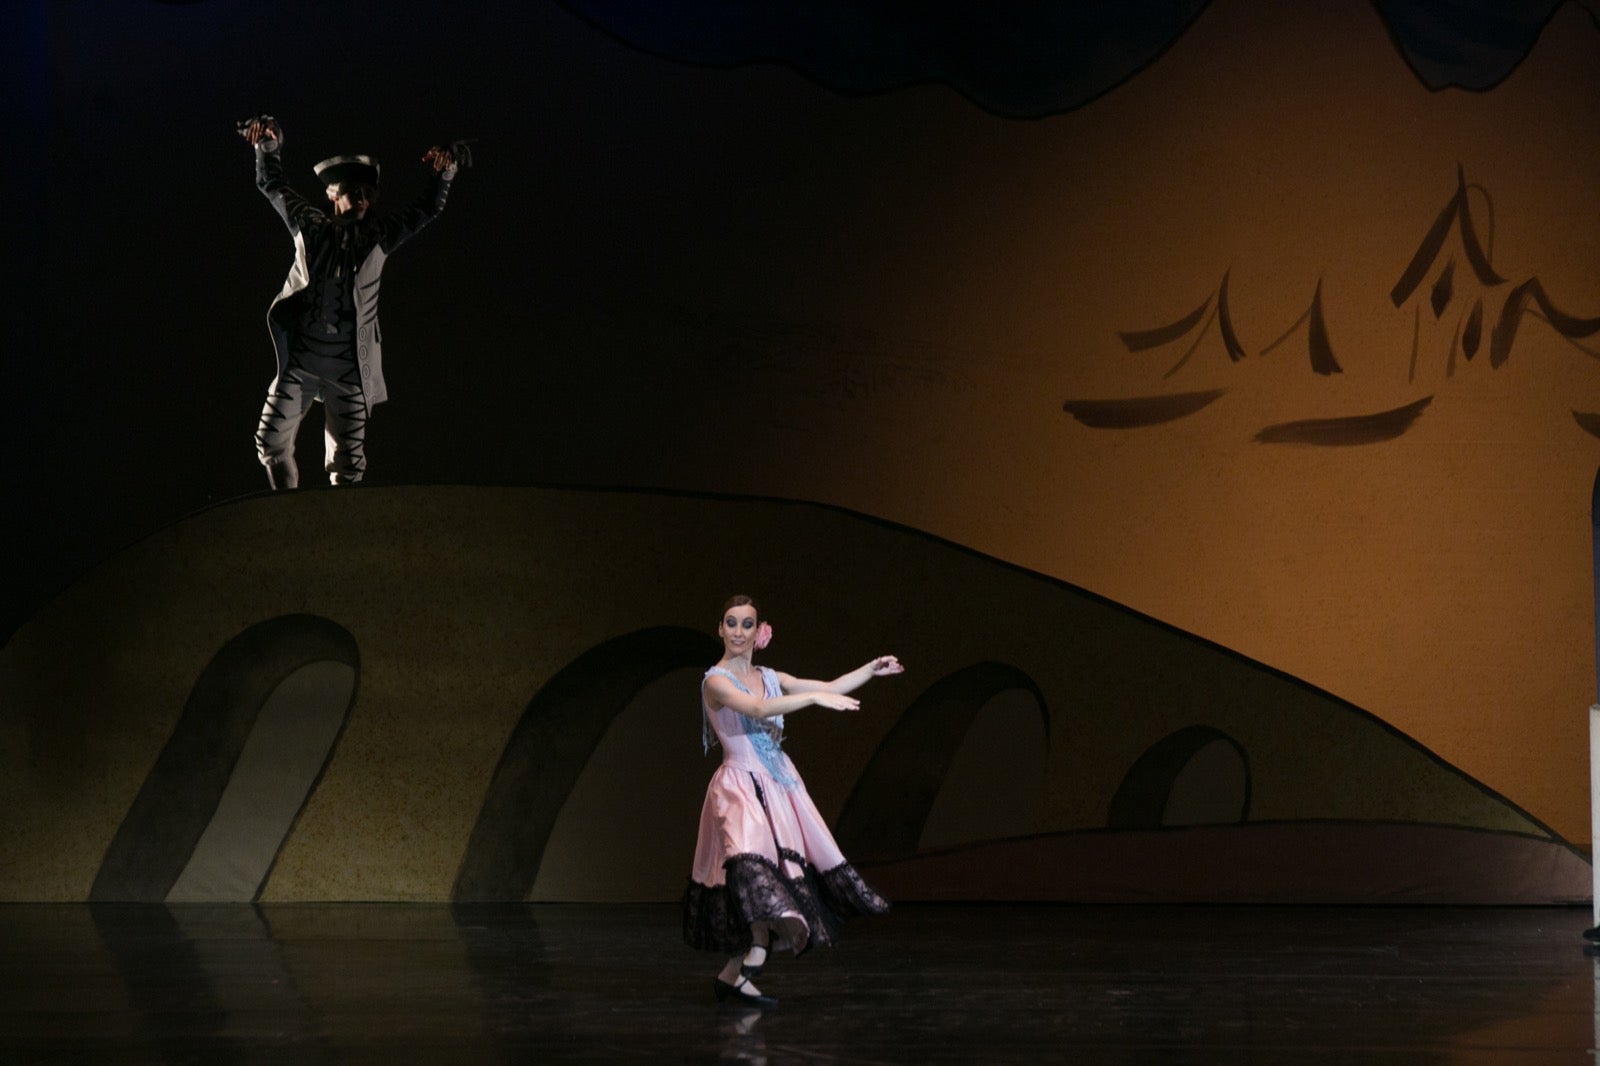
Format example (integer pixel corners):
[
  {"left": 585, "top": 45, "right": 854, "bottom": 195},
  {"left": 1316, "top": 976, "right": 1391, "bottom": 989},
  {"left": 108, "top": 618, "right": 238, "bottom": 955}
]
[{"left": 683, "top": 594, "right": 900, "bottom": 1008}]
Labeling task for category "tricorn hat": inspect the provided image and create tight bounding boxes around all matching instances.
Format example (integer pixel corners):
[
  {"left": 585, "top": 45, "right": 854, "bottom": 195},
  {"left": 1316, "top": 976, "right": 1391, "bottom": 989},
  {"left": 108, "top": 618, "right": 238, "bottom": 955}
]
[{"left": 313, "top": 154, "right": 380, "bottom": 189}]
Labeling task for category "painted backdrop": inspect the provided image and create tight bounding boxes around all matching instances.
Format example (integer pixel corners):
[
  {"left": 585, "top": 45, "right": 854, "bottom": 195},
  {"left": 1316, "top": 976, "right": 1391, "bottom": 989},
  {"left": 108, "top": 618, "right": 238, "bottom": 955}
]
[{"left": 3, "top": 0, "right": 1598, "bottom": 899}]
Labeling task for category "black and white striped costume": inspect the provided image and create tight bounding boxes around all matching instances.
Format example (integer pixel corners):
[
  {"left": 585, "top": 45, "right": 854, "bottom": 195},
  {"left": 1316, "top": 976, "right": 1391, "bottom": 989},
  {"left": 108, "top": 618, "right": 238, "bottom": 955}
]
[{"left": 252, "top": 142, "right": 453, "bottom": 487}]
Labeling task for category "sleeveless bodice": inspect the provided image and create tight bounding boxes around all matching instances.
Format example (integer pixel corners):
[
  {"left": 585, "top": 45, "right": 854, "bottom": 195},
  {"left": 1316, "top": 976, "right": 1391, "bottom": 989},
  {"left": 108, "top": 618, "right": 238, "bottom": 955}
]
[{"left": 702, "top": 666, "right": 798, "bottom": 790}]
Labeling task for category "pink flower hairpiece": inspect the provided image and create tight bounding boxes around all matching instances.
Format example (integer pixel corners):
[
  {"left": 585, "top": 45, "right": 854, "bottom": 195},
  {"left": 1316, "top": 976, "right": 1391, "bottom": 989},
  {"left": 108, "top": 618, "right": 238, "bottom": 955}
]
[{"left": 754, "top": 621, "right": 773, "bottom": 650}]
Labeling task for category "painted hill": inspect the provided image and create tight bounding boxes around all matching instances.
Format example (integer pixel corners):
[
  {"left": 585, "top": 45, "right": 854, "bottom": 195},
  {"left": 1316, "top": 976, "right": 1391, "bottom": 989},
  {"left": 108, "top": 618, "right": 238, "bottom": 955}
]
[{"left": 0, "top": 486, "right": 1583, "bottom": 903}]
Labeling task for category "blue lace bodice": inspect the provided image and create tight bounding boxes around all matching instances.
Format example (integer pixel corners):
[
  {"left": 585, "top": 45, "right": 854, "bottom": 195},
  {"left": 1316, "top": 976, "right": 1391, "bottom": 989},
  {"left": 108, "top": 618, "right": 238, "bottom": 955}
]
[{"left": 701, "top": 665, "right": 797, "bottom": 790}]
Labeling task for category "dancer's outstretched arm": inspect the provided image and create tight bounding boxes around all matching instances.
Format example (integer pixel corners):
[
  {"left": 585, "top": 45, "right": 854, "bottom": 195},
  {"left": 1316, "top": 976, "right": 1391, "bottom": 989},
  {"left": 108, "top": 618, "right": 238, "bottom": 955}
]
[
  {"left": 779, "top": 655, "right": 903, "bottom": 697},
  {"left": 705, "top": 675, "right": 860, "bottom": 721}
]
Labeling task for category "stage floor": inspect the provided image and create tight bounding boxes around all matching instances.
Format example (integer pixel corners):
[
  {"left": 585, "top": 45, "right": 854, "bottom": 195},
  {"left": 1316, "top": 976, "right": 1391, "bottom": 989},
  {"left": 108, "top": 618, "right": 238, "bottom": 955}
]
[{"left": 1, "top": 903, "right": 1594, "bottom": 1063}]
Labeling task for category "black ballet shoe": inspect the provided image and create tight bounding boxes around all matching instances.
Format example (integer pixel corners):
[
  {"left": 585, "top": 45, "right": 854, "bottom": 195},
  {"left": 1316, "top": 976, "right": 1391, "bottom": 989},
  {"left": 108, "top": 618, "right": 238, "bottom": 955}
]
[
  {"left": 740, "top": 946, "right": 769, "bottom": 979},
  {"left": 713, "top": 975, "right": 777, "bottom": 1009}
]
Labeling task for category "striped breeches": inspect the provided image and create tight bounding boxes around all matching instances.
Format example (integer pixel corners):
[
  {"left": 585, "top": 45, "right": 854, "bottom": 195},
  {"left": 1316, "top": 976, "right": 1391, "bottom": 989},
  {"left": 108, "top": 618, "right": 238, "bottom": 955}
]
[{"left": 254, "top": 360, "right": 369, "bottom": 487}]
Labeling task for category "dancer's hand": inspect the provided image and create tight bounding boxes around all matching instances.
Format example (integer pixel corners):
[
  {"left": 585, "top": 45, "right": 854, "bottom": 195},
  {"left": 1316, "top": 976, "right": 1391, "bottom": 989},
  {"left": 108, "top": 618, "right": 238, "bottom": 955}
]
[
  {"left": 814, "top": 692, "right": 861, "bottom": 713},
  {"left": 240, "top": 116, "right": 281, "bottom": 150},
  {"left": 866, "top": 655, "right": 903, "bottom": 677},
  {"left": 421, "top": 146, "right": 457, "bottom": 177}
]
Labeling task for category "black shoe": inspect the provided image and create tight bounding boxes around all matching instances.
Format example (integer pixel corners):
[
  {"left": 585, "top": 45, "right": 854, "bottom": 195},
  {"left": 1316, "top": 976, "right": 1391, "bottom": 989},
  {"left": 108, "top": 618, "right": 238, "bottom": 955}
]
[
  {"left": 713, "top": 975, "right": 777, "bottom": 1009},
  {"left": 1583, "top": 926, "right": 1600, "bottom": 943}
]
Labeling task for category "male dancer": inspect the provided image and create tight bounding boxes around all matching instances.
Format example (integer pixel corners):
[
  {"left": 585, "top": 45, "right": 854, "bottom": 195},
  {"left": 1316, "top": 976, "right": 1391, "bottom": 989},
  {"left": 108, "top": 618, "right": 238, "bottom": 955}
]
[{"left": 239, "top": 116, "right": 460, "bottom": 489}]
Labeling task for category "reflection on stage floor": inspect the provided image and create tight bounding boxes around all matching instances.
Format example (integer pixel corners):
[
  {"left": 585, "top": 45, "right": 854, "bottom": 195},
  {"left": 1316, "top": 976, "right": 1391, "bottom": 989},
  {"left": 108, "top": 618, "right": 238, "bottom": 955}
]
[{"left": 1, "top": 903, "right": 1594, "bottom": 1063}]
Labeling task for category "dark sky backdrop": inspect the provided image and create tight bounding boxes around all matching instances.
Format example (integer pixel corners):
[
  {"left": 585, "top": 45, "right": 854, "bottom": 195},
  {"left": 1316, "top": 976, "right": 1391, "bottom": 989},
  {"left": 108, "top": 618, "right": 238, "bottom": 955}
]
[
  {"left": 1, "top": 0, "right": 1581, "bottom": 642},
  {"left": 5, "top": 0, "right": 695, "bottom": 638}
]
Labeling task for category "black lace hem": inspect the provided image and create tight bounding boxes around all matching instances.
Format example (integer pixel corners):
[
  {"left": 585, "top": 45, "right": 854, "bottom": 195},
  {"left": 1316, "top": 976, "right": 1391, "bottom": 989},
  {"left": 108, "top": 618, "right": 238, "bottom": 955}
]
[{"left": 682, "top": 851, "right": 890, "bottom": 956}]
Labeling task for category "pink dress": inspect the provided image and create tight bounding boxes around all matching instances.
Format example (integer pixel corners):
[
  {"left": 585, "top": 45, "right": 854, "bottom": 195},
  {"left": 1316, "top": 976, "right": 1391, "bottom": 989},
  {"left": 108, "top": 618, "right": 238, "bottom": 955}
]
[{"left": 682, "top": 666, "right": 889, "bottom": 956}]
